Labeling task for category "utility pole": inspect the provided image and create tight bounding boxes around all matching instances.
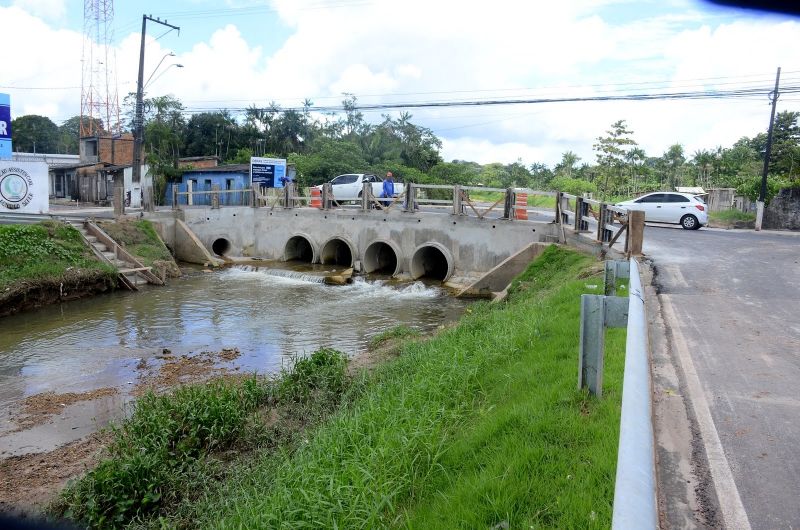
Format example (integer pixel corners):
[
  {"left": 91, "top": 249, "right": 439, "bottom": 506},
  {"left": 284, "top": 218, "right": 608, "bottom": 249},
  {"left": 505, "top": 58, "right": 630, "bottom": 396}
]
[
  {"left": 755, "top": 67, "right": 781, "bottom": 231},
  {"left": 132, "top": 14, "right": 180, "bottom": 213}
]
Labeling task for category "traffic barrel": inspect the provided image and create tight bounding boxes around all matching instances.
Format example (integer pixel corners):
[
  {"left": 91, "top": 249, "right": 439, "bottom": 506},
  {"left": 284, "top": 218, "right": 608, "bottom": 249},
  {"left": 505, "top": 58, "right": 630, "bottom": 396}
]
[
  {"left": 515, "top": 192, "right": 528, "bottom": 220},
  {"left": 311, "top": 187, "right": 322, "bottom": 208}
]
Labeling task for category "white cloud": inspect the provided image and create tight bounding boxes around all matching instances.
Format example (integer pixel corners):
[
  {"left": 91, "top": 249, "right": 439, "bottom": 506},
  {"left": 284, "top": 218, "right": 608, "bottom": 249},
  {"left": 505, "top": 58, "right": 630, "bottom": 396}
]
[
  {"left": 3, "top": 0, "right": 800, "bottom": 167},
  {"left": 12, "top": 0, "right": 65, "bottom": 21}
]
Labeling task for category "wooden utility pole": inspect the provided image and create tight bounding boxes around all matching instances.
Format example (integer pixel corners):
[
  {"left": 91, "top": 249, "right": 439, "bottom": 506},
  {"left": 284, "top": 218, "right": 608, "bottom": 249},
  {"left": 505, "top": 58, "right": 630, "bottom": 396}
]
[{"left": 756, "top": 67, "right": 781, "bottom": 231}]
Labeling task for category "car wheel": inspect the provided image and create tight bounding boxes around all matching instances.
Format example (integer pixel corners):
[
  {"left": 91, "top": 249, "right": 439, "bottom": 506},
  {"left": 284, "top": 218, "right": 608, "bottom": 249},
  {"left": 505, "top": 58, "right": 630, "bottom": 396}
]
[{"left": 680, "top": 214, "right": 699, "bottom": 230}]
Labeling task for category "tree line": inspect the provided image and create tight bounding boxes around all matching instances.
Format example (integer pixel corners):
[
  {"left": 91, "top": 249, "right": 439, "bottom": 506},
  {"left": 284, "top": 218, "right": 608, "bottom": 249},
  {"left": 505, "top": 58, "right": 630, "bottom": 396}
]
[{"left": 10, "top": 95, "right": 800, "bottom": 204}]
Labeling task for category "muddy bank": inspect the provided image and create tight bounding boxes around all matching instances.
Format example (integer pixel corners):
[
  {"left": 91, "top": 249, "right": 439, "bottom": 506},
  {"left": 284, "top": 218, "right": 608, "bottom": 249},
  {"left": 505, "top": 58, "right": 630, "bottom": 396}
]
[{"left": 0, "top": 270, "right": 117, "bottom": 318}]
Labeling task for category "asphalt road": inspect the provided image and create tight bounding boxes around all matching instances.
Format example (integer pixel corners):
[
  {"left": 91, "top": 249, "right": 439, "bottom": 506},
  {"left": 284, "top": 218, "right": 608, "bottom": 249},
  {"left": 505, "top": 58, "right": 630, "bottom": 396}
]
[{"left": 642, "top": 224, "right": 800, "bottom": 530}]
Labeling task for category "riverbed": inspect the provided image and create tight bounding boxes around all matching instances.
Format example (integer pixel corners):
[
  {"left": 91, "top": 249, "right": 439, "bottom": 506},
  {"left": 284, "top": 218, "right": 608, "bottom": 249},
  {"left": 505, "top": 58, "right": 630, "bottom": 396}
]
[{"left": 0, "top": 265, "right": 469, "bottom": 456}]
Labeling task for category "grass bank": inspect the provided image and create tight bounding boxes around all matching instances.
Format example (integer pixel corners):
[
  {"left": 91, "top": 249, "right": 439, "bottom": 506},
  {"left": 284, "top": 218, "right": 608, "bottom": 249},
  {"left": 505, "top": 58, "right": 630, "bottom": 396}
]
[
  {"left": 56, "top": 245, "right": 624, "bottom": 528},
  {"left": 0, "top": 222, "right": 117, "bottom": 316},
  {"left": 708, "top": 209, "right": 756, "bottom": 228},
  {"left": 97, "top": 220, "right": 179, "bottom": 277}
]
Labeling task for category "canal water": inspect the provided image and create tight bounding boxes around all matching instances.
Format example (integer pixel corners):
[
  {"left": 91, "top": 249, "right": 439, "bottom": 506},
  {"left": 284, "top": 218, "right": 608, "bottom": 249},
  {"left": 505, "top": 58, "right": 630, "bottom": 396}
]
[{"left": 0, "top": 265, "right": 469, "bottom": 455}]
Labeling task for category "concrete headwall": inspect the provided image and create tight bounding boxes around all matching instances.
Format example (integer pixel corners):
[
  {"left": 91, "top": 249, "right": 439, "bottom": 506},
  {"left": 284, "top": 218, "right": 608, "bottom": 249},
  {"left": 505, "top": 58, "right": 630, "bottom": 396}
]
[{"left": 151, "top": 206, "right": 559, "bottom": 284}]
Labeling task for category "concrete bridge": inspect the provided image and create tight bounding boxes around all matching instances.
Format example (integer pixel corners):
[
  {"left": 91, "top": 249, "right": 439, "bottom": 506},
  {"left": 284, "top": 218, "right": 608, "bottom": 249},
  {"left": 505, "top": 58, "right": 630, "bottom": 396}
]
[{"left": 150, "top": 204, "right": 560, "bottom": 287}]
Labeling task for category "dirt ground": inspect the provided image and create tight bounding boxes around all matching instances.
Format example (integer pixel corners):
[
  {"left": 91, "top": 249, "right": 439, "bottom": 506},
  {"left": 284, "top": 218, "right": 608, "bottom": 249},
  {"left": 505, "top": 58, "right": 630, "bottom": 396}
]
[{"left": 0, "top": 348, "right": 245, "bottom": 516}]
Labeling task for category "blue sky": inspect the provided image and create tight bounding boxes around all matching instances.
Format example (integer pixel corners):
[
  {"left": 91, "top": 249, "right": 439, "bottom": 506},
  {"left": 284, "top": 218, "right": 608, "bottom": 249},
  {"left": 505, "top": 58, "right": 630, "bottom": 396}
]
[{"left": 2, "top": 0, "right": 799, "bottom": 165}]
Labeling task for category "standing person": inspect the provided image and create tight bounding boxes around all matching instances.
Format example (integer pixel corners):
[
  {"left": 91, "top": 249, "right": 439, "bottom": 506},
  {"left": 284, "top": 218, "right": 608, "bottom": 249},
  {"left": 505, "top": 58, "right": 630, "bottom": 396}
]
[{"left": 382, "top": 171, "right": 395, "bottom": 207}]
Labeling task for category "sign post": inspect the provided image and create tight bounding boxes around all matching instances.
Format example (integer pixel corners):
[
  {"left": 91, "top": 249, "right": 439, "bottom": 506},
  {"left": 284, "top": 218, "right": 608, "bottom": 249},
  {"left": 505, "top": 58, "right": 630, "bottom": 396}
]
[
  {"left": 0, "top": 93, "right": 11, "bottom": 160},
  {"left": 250, "top": 157, "right": 287, "bottom": 188}
]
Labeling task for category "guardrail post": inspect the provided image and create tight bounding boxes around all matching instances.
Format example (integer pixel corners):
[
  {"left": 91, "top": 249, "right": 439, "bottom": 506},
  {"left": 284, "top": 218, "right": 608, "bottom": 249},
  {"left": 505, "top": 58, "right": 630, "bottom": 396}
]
[
  {"left": 362, "top": 181, "right": 371, "bottom": 211},
  {"left": 283, "top": 182, "right": 294, "bottom": 209},
  {"left": 597, "top": 203, "right": 612, "bottom": 242},
  {"left": 627, "top": 210, "right": 645, "bottom": 256},
  {"left": 575, "top": 196, "right": 589, "bottom": 231},
  {"left": 578, "top": 285, "right": 629, "bottom": 397},
  {"left": 452, "top": 185, "right": 462, "bottom": 215},
  {"left": 322, "top": 182, "right": 332, "bottom": 210},
  {"left": 211, "top": 185, "right": 220, "bottom": 209},
  {"left": 171, "top": 185, "right": 178, "bottom": 209},
  {"left": 504, "top": 187, "right": 514, "bottom": 220},
  {"left": 554, "top": 191, "right": 562, "bottom": 223},
  {"left": 604, "top": 260, "right": 630, "bottom": 296},
  {"left": 404, "top": 183, "right": 416, "bottom": 212},
  {"left": 187, "top": 179, "right": 193, "bottom": 206},
  {"left": 561, "top": 194, "right": 570, "bottom": 225}
]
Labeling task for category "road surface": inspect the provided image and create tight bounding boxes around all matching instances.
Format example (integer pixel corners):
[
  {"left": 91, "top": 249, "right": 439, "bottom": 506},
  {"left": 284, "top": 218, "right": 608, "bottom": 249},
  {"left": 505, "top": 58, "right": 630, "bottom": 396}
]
[{"left": 642, "top": 225, "right": 800, "bottom": 530}]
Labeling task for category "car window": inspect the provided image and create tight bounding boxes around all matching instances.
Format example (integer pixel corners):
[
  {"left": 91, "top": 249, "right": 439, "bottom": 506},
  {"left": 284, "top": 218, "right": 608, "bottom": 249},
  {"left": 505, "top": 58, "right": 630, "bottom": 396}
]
[
  {"left": 332, "top": 174, "right": 358, "bottom": 185},
  {"left": 693, "top": 195, "right": 707, "bottom": 203},
  {"left": 636, "top": 193, "right": 666, "bottom": 203},
  {"left": 666, "top": 194, "right": 690, "bottom": 203}
]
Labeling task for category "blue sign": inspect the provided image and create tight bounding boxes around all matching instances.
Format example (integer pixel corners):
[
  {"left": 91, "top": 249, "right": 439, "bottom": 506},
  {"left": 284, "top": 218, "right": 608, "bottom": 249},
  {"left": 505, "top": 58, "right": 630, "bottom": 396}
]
[
  {"left": 0, "top": 93, "right": 10, "bottom": 160},
  {"left": 250, "top": 157, "right": 287, "bottom": 188}
]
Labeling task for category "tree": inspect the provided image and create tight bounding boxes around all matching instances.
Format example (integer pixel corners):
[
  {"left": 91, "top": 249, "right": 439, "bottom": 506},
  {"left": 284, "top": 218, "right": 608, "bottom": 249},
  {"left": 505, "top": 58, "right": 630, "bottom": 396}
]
[
  {"left": 11, "top": 115, "right": 59, "bottom": 153},
  {"left": 593, "top": 120, "right": 637, "bottom": 198},
  {"left": 662, "top": 144, "right": 686, "bottom": 189},
  {"left": 555, "top": 151, "right": 581, "bottom": 178},
  {"left": 143, "top": 96, "right": 186, "bottom": 205},
  {"left": 57, "top": 115, "right": 103, "bottom": 154}
]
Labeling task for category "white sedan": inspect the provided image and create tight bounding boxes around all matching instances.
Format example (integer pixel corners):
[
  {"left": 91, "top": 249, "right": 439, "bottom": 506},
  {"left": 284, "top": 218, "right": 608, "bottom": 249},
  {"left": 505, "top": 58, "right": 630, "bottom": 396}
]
[{"left": 616, "top": 192, "right": 708, "bottom": 230}]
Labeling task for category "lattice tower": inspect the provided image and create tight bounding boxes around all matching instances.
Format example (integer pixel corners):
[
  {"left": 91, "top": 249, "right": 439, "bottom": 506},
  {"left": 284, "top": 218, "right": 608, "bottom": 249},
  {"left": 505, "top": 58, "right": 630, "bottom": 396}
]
[{"left": 80, "top": 0, "right": 121, "bottom": 137}]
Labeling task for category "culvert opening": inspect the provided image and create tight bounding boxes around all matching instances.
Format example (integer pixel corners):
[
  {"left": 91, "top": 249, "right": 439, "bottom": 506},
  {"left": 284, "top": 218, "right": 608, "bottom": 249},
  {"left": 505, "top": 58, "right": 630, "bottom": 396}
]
[
  {"left": 212, "top": 238, "right": 232, "bottom": 256},
  {"left": 284, "top": 236, "right": 314, "bottom": 262},
  {"left": 320, "top": 238, "right": 353, "bottom": 267},
  {"left": 411, "top": 245, "right": 451, "bottom": 281},
  {"left": 364, "top": 242, "right": 398, "bottom": 275}
]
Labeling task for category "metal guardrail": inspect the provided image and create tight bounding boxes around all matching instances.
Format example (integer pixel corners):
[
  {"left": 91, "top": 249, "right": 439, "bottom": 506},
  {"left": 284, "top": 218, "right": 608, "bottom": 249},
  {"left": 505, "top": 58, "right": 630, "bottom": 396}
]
[{"left": 579, "top": 258, "right": 656, "bottom": 529}]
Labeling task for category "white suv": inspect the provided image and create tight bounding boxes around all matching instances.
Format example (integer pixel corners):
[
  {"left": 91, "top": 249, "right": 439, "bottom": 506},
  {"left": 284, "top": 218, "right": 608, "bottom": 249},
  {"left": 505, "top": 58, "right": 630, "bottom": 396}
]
[{"left": 616, "top": 192, "right": 708, "bottom": 230}]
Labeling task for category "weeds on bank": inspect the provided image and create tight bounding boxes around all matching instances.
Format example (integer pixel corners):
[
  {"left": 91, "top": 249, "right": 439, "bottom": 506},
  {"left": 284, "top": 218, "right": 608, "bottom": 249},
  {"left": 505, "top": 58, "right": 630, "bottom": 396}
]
[
  {"left": 368, "top": 324, "right": 421, "bottom": 349},
  {"left": 0, "top": 222, "right": 115, "bottom": 289},
  {"left": 709, "top": 209, "right": 756, "bottom": 223},
  {"left": 53, "top": 348, "right": 353, "bottom": 528},
  {"left": 97, "top": 220, "right": 173, "bottom": 266}
]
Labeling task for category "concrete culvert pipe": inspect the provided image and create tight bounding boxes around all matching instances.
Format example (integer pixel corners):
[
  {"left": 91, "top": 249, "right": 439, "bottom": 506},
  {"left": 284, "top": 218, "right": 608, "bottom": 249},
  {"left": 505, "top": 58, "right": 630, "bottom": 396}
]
[
  {"left": 320, "top": 238, "right": 354, "bottom": 267},
  {"left": 410, "top": 243, "right": 453, "bottom": 282},
  {"left": 212, "top": 238, "right": 232, "bottom": 256},
  {"left": 284, "top": 235, "right": 314, "bottom": 262},
  {"left": 364, "top": 241, "right": 399, "bottom": 275}
]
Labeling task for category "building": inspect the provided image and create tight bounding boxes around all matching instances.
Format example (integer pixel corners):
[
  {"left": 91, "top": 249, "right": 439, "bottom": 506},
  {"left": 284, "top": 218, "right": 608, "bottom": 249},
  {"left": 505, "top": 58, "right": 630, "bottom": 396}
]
[
  {"left": 165, "top": 164, "right": 250, "bottom": 206},
  {"left": 11, "top": 152, "right": 81, "bottom": 199},
  {"left": 178, "top": 156, "right": 220, "bottom": 170}
]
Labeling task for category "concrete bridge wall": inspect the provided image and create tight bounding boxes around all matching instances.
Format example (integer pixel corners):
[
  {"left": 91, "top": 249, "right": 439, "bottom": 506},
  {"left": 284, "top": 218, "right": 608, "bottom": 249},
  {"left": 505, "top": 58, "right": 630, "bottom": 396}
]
[{"left": 150, "top": 206, "right": 559, "bottom": 284}]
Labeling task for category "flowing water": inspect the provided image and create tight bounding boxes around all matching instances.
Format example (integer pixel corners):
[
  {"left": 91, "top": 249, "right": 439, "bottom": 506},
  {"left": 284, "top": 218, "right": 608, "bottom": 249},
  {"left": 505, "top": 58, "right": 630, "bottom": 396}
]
[{"left": 0, "top": 265, "right": 469, "bottom": 455}]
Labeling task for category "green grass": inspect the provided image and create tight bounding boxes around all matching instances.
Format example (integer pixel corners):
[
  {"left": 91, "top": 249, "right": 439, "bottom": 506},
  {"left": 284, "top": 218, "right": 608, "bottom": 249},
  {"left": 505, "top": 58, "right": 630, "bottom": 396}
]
[
  {"left": 98, "top": 220, "right": 173, "bottom": 266},
  {"left": 0, "top": 222, "right": 115, "bottom": 289},
  {"left": 709, "top": 210, "right": 756, "bottom": 223},
  {"left": 175, "top": 246, "right": 623, "bottom": 529},
  {"left": 54, "top": 349, "right": 353, "bottom": 528},
  {"left": 368, "top": 325, "right": 421, "bottom": 349},
  {"left": 466, "top": 191, "right": 556, "bottom": 209}
]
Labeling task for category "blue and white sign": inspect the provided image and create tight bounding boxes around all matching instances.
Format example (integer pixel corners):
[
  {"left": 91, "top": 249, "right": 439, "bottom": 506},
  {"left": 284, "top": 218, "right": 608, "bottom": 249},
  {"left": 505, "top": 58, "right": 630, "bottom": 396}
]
[
  {"left": 250, "top": 157, "right": 287, "bottom": 188},
  {"left": 0, "top": 93, "right": 11, "bottom": 160},
  {"left": 0, "top": 161, "right": 49, "bottom": 213}
]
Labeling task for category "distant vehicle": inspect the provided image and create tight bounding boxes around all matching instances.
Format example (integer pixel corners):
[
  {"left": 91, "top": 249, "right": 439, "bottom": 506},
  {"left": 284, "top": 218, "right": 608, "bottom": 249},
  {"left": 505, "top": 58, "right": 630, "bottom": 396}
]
[
  {"left": 616, "top": 192, "right": 708, "bottom": 230},
  {"left": 316, "top": 174, "right": 405, "bottom": 203}
]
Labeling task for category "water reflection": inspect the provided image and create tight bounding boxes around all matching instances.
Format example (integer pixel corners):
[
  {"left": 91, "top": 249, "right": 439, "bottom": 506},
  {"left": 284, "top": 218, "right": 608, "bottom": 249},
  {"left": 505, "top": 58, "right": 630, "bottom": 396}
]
[{"left": 0, "top": 266, "right": 468, "bottom": 422}]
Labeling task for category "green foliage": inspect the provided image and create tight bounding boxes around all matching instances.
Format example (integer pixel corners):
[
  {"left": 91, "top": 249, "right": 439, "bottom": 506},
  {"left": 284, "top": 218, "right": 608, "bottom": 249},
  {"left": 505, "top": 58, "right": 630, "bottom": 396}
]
[
  {"left": 548, "top": 176, "right": 597, "bottom": 196},
  {"left": 0, "top": 222, "right": 114, "bottom": 289},
  {"left": 56, "top": 349, "right": 351, "bottom": 528},
  {"left": 709, "top": 210, "right": 756, "bottom": 223},
  {"left": 11, "top": 115, "right": 60, "bottom": 153},
  {"left": 734, "top": 175, "right": 786, "bottom": 205},
  {"left": 96, "top": 220, "right": 172, "bottom": 266}
]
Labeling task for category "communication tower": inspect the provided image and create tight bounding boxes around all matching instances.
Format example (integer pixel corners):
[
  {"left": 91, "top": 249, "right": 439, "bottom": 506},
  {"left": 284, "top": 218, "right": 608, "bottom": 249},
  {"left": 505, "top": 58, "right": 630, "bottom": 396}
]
[{"left": 80, "top": 0, "right": 121, "bottom": 137}]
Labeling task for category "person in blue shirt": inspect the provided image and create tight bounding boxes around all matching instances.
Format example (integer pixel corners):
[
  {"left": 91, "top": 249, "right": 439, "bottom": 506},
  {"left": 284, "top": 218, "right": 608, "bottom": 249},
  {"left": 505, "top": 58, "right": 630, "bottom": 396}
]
[{"left": 381, "top": 171, "right": 395, "bottom": 207}]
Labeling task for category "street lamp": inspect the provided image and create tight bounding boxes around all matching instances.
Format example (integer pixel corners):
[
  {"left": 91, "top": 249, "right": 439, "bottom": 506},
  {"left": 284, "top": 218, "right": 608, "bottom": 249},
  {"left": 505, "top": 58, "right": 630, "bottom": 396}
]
[{"left": 145, "top": 63, "right": 184, "bottom": 90}]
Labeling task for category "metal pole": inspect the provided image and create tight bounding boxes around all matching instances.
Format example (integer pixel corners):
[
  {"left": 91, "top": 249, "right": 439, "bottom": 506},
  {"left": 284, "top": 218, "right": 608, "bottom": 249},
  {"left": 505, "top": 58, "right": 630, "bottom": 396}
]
[
  {"left": 756, "top": 67, "right": 781, "bottom": 231},
  {"left": 132, "top": 16, "right": 146, "bottom": 195}
]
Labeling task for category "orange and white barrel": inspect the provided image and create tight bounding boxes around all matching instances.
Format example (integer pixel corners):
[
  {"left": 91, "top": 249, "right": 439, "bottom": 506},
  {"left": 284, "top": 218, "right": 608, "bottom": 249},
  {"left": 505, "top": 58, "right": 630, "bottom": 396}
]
[
  {"left": 311, "top": 187, "right": 322, "bottom": 208},
  {"left": 515, "top": 192, "right": 528, "bottom": 220}
]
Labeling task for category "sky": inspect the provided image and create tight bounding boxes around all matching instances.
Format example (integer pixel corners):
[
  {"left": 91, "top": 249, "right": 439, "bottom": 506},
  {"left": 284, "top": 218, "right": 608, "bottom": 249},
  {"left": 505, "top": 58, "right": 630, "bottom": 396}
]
[{"left": 1, "top": 0, "right": 799, "bottom": 167}]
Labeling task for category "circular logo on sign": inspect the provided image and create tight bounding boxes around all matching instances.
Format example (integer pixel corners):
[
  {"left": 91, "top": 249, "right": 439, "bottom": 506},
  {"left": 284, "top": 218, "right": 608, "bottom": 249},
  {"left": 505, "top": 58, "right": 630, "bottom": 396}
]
[{"left": 0, "top": 172, "right": 29, "bottom": 203}]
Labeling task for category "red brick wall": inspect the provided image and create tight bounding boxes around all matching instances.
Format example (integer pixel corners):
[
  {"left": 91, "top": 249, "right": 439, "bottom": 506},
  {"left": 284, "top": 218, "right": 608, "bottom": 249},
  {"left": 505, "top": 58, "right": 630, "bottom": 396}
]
[
  {"left": 178, "top": 157, "right": 219, "bottom": 169},
  {"left": 97, "top": 134, "right": 135, "bottom": 165}
]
